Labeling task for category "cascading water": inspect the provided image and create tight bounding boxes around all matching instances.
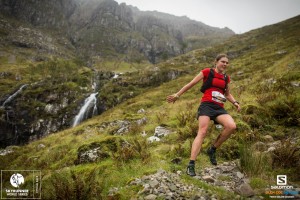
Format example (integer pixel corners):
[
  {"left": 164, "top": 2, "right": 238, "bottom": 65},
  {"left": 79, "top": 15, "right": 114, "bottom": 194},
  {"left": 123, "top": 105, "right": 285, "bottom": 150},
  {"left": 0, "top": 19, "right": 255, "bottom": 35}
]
[
  {"left": 1, "top": 84, "right": 28, "bottom": 147},
  {"left": 1, "top": 84, "right": 28, "bottom": 107},
  {"left": 72, "top": 92, "right": 98, "bottom": 127}
]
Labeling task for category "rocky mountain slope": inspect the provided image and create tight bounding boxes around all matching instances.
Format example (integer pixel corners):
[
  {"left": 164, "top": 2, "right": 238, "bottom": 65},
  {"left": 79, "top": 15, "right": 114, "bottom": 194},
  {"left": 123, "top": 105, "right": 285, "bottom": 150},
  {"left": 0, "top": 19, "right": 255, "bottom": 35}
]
[
  {"left": 0, "top": 15, "right": 299, "bottom": 199},
  {"left": 0, "top": 0, "right": 234, "bottom": 148},
  {"left": 0, "top": 0, "right": 234, "bottom": 64}
]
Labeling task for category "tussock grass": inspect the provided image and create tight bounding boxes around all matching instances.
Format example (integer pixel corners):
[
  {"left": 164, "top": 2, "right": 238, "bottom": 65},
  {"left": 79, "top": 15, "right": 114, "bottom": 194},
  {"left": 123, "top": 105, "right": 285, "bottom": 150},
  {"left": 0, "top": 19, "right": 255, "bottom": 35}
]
[{"left": 239, "top": 144, "right": 272, "bottom": 177}]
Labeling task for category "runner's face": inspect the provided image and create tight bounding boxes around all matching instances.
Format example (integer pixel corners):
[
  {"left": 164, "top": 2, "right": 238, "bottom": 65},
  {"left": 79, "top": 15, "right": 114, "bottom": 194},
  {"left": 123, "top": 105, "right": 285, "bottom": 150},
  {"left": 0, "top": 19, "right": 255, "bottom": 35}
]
[{"left": 216, "top": 57, "right": 229, "bottom": 72}]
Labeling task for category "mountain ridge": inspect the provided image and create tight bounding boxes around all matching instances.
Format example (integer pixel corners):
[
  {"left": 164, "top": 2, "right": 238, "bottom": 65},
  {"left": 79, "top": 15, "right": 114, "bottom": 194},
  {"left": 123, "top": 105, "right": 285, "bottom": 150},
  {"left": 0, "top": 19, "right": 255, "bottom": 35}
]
[
  {"left": 0, "top": 15, "right": 299, "bottom": 148},
  {"left": 0, "top": 0, "right": 234, "bottom": 63},
  {"left": 0, "top": 12, "right": 299, "bottom": 199}
]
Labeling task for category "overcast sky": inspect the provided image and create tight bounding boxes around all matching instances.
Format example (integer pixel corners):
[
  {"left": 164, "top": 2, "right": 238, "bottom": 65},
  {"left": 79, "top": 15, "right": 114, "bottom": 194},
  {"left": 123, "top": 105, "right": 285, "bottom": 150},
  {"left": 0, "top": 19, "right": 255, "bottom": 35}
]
[{"left": 114, "top": 0, "right": 300, "bottom": 34}]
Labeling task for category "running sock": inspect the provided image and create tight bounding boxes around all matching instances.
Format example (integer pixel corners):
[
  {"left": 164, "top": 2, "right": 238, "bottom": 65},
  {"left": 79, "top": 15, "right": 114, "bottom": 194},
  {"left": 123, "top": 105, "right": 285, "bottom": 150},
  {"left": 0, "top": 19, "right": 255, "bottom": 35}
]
[
  {"left": 189, "top": 160, "right": 195, "bottom": 165},
  {"left": 211, "top": 145, "right": 217, "bottom": 151}
]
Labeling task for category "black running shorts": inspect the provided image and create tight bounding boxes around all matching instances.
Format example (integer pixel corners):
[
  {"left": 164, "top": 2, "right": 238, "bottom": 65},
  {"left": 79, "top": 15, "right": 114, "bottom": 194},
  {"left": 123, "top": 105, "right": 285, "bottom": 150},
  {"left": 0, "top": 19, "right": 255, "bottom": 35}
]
[{"left": 197, "top": 102, "right": 228, "bottom": 123}]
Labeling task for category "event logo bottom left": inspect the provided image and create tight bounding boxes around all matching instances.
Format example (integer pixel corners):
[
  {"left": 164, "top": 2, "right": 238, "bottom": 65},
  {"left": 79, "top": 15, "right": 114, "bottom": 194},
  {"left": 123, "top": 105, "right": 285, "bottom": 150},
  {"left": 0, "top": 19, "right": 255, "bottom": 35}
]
[{"left": 1, "top": 170, "right": 41, "bottom": 199}]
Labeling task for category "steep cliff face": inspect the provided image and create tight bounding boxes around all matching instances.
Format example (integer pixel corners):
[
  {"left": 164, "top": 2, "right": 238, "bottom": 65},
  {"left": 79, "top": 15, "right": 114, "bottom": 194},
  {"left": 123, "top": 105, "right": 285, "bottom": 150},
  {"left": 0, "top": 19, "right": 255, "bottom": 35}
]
[
  {"left": 0, "top": 17, "right": 75, "bottom": 61},
  {"left": 0, "top": 0, "right": 76, "bottom": 28},
  {"left": 0, "top": 0, "right": 235, "bottom": 147},
  {"left": 0, "top": 57, "right": 185, "bottom": 148},
  {"left": 0, "top": 0, "right": 235, "bottom": 63},
  {"left": 68, "top": 0, "right": 137, "bottom": 59},
  {"left": 0, "top": 64, "right": 115, "bottom": 148}
]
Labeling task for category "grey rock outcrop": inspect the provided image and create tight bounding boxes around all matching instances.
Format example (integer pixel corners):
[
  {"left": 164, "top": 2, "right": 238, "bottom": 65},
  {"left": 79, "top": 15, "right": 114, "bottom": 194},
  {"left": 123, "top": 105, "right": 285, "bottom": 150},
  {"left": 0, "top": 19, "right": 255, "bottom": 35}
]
[
  {"left": 76, "top": 147, "right": 110, "bottom": 164},
  {"left": 129, "top": 169, "right": 217, "bottom": 199},
  {"left": 147, "top": 126, "right": 173, "bottom": 143},
  {"left": 195, "top": 161, "right": 255, "bottom": 197},
  {"left": 99, "top": 117, "right": 148, "bottom": 135},
  {"left": 154, "top": 126, "right": 171, "bottom": 138},
  {"left": 121, "top": 165, "right": 255, "bottom": 199}
]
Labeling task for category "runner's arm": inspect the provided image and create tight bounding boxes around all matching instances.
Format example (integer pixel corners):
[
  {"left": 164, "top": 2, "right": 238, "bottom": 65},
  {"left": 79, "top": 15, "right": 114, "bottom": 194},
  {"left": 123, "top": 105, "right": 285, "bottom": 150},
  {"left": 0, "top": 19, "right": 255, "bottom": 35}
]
[
  {"left": 167, "top": 72, "right": 204, "bottom": 103},
  {"left": 225, "top": 84, "right": 241, "bottom": 111}
]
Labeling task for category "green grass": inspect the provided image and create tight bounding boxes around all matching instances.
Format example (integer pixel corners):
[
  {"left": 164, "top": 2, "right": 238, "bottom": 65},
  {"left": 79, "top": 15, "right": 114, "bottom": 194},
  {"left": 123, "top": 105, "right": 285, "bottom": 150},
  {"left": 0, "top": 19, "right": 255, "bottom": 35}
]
[
  {"left": 1, "top": 15, "right": 300, "bottom": 199},
  {"left": 93, "top": 60, "right": 152, "bottom": 73}
]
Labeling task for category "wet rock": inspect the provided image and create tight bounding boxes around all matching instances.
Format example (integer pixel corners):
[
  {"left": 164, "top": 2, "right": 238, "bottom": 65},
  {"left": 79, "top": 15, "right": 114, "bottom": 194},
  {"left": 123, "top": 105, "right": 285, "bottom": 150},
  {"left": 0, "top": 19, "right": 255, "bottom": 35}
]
[
  {"left": 154, "top": 126, "right": 171, "bottom": 138},
  {"left": 136, "top": 117, "right": 147, "bottom": 125},
  {"left": 76, "top": 147, "right": 110, "bottom": 164},
  {"left": 141, "top": 131, "right": 147, "bottom": 137},
  {"left": 236, "top": 71, "right": 244, "bottom": 76},
  {"left": 0, "top": 147, "right": 14, "bottom": 156},
  {"left": 266, "top": 78, "right": 276, "bottom": 84},
  {"left": 253, "top": 141, "right": 268, "bottom": 151},
  {"left": 277, "top": 50, "right": 287, "bottom": 55},
  {"left": 130, "top": 169, "right": 214, "bottom": 199},
  {"left": 236, "top": 172, "right": 244, "bottom": 179},
  {"left": 202, "top": 175, "right": 215, "bottom": 183},
  {"left": 149, "top": 180, "right": 160, "bottom": 188},
  {"left": 99, "top": 117, "right": 148, "bottom": 135},
  {"left": 291, "top": 81, "right": 300, "bottom": 87},
  {"left": 147, "top": 136, "right": 160, "bottom": 143},
  {"left": 235, "top": 183, "right": 255, "bottom": 197},
  {"left": 137, "top": 108, "right": 145, "bottom": 113},
  {"left": 99, "top": 120, "right": 131, "bottom": 135},
  {"left": 44, "top": 104, "right": 60, "bottom": 114},
  {"left": 144, "top": 194, "right": 157, "bottom": 200},
  {"left": 267, "top": 146, "right": 276, "bottom": 152},
  {"left": 196, "top": 161, "right": 255, "bottom": 195},
  {"left": 37, "top": 144, "right": 46, "bottom": 150},
  {"left": 74, "top": 139, "right": 128, "bottom": 165}
]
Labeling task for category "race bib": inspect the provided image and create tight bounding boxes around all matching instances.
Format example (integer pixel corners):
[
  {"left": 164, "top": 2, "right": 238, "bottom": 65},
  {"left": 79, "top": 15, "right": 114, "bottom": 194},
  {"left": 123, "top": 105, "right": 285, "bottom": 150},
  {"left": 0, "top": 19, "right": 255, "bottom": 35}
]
[{"left": 212, "top": 91, "right": 226, "bottom": 103}]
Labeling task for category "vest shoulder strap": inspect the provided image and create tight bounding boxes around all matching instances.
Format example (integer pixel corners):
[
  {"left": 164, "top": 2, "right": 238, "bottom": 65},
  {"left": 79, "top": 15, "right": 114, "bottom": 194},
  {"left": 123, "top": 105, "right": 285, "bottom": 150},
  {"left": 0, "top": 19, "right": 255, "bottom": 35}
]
[
  {"left": 200, "top": 68, "right": 214, "bottom": 93},
  {"left": 200, "top": 68, "right": 228, "bottom": 93}
]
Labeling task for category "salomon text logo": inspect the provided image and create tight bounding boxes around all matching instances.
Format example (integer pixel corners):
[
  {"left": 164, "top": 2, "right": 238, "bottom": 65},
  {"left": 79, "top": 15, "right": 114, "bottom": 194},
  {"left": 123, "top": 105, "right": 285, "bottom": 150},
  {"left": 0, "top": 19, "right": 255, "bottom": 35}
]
[{"left": 277, "top": 175, "right": 287, "bottom": 186}]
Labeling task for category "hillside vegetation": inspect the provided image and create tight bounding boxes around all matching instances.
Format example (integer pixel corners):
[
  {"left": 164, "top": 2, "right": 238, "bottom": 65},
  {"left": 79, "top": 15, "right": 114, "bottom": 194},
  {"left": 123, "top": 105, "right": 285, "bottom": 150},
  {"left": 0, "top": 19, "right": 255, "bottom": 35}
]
[
  {"left": 1, "top": 15, "right": 300, "bottom": 199},
  {"left": 0, "top": 0, "right": 234, "bottom": 145}
]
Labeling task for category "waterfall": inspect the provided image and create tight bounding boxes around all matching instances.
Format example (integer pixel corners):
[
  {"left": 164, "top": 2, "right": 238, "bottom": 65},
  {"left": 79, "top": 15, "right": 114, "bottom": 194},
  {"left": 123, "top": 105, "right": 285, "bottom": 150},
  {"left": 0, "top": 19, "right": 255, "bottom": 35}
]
[
  {"left": 2, "top": 84, "right": 28, "bottom": 107},
  {"left": 72, "top": 92, "right": 98, "bottom": 127}
]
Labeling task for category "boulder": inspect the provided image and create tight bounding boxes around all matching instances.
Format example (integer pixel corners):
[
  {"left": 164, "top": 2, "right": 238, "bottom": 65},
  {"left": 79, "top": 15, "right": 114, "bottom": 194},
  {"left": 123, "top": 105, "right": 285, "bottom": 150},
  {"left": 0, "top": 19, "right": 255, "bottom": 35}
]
[
  {"left": 76, "top": 147, "right": 110, "bottom": 164},
  {"left": 202, "top": 175, "right": 215, "bottom": 183},
  {"left": 253, "top": 142, "right": 268, "bottom": 152},
  {"left": 154, "top": 126, "right": 171, "bottom": 138},
  {"left": 147, "top": 136, "right": 161, "bottom": 143},
  {"left": 235, "top": 183, "right": 255, "bottom": 197}
]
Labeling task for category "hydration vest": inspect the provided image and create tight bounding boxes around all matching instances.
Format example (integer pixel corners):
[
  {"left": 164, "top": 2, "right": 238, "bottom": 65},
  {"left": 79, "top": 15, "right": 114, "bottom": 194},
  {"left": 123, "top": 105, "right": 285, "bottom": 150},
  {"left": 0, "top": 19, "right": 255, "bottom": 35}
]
[{"left": 200, "top": 68, "right": 228, "bottom": 93}]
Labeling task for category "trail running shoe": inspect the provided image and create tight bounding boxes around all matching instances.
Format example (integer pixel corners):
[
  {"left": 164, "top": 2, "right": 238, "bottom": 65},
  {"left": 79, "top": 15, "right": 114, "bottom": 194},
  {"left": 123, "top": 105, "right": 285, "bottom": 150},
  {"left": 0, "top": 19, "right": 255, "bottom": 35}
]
[
  {"left": 186, "top": 164, "right": 196, "bottom": 176},
  {"left": 207, "top": 147, "right": 217, "bottom": 165}
]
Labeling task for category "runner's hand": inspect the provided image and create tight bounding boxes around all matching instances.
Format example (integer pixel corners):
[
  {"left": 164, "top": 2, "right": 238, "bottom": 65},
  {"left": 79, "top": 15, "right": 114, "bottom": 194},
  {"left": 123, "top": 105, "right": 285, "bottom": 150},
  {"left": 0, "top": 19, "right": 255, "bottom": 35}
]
[
  {"left": 167, "top": 94, "right": 179, "bottom": 103},
  {"left": 234, "top": 102, "right": 241, "bottom": 112}
]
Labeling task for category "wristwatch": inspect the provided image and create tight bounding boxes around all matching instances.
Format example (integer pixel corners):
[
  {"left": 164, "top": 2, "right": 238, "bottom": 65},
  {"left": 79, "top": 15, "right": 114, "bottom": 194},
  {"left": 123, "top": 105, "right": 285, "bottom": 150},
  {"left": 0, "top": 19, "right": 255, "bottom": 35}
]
[{"left": 233, "top": 101, "right": 239, "bottom": 105}]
